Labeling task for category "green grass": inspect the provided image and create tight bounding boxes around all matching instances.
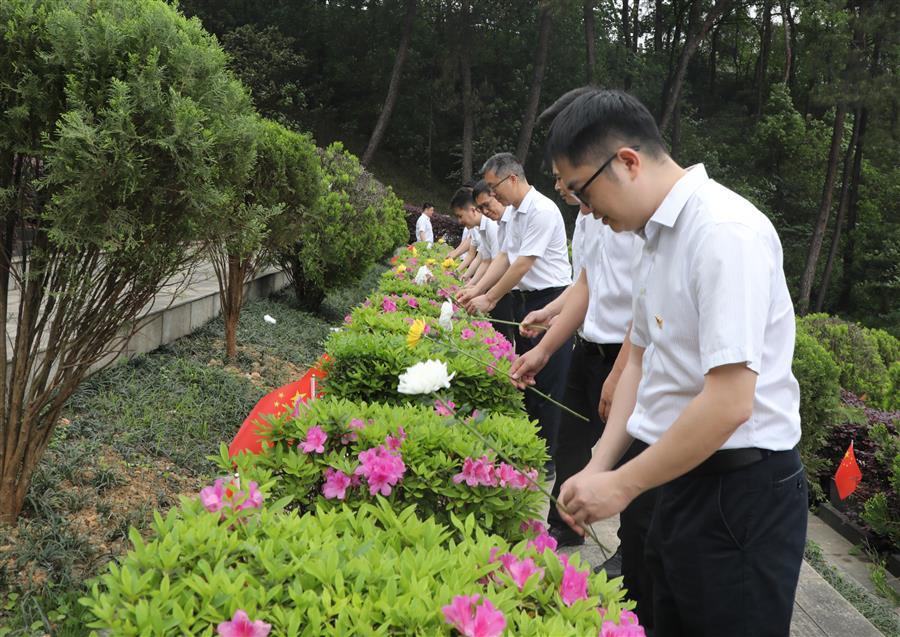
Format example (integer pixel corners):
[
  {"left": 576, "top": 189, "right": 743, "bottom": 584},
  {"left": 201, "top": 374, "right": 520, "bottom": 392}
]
[
  {"left": 0, "top": 262, "right": 388, "bottom": 636},
  {"left": 805, "top": 540, "right": 900, "bottom": 636}
]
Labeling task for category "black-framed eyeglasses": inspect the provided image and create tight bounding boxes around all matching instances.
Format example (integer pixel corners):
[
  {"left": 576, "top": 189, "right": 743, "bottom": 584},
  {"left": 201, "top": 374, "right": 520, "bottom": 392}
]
[
  {"left": 570, "top": 146, "right": 640, "bottom": 205},
  {"left": 487, "top": 173, "right": 512, "bottom": 193}
]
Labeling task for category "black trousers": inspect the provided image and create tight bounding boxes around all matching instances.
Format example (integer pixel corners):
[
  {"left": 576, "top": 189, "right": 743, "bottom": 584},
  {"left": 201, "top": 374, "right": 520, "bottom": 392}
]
[
  {"left": 547, "top": 337, "right": 619, "bottom": 529},
  {"left": 645, "top": 448, "right": 807, "bottom": 637},
  {"left": 510, "top": 287, "right": 573, "bottom": 458},
  {"left": 489, "top": 293, "right": 517, "bottom": 347}
]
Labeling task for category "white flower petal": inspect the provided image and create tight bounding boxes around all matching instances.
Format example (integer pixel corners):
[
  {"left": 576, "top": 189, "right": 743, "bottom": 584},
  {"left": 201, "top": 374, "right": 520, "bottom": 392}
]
[
  {"left": 397, "top": 359, "right": 455, "bottom": 395},
  {"left": 438, "top": 301, "right": 454, "bottom": 331}
]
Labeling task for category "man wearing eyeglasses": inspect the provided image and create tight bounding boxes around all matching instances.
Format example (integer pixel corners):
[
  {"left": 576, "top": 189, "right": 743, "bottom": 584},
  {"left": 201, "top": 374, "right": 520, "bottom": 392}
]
[
  {"left": 470, "top": 180, "right": 516, "bottom": 345},
  {"left": 458, "top": 153, "right": 573, "bottom": 479},
  {"left": 544, "top": 88, "right": 806, "bottom": 636}
]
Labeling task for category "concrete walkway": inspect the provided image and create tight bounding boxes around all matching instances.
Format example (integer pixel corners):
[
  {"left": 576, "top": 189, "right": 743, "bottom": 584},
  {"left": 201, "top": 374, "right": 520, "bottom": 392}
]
[{"left": 561, "top": 512, "right": 885, "bottom": 636}]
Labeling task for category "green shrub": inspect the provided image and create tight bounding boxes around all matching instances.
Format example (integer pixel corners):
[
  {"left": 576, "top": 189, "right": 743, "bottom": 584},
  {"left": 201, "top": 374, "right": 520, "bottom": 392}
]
[
  {"left": 798, "top": 314, "right": 891, "bottom": 407},
  {"left": 277, "top": 142, "right": 407, "bottom": 310},
  {"left": 792, "top": 327, "right": 842, "bottom": 498},
  {"left": 323, "top": 324, "right": 523, "bottom": 416},
  {"left": 861, "top": 423, "right": 900, "bottom": 549},
  {"left": 81, "top": 500, "right": 633, "bottom": 635},
  {"left": 224, "top": 398, "right": 546, "bottom": 538}
]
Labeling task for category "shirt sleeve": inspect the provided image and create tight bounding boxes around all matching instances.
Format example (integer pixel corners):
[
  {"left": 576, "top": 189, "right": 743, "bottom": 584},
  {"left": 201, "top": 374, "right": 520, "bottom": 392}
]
[
  {"left": 692, "top": 223, "right": 772, "bottom": 375},
  {"left": 517, "top": 205, "right": 556, "bottom": 259},
  {"left": 483, "top": 221, "right": 499, "bottom": 259}
]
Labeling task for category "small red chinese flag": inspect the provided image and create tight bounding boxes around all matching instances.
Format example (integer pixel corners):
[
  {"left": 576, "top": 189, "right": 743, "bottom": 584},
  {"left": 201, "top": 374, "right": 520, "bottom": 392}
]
[{"left": 834, "top": 441, "right": 863, "bottom": 500}]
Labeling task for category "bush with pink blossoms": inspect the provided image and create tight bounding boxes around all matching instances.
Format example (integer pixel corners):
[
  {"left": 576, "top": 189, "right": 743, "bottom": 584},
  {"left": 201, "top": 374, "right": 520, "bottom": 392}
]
[
  {"left": 82, "top": 499, "right": 634, "bottom": 635},
  {"left": 223, "top": 398, "right": 546, "bottom": 538}
]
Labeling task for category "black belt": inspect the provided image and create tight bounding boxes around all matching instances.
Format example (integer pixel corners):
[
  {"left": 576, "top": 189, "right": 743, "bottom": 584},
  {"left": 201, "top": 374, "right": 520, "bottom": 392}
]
[
  {"left": 575, "top": 334, "right": 621, "bottom": 358},
  {"left": 510, "top": 286, "right": 567, "bottom": 302},
  {"left": 687, "top": 448, "right": 774, "bottom": 477}
]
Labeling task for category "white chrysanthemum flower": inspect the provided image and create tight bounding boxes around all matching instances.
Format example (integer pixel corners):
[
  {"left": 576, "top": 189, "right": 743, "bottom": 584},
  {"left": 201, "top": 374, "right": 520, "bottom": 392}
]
[
  {"left": 397, "top": 359, "right": 456, "bottom": 395},
  {"left": 439, "top": 300, "right": 454, "bottom": 331}
]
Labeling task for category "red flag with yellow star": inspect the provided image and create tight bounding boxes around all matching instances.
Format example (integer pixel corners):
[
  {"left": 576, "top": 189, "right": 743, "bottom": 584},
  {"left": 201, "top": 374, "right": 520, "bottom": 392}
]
[
  {"left": 834, "top": 441, "right": 863, "bottom": 500},
  {"left": 228, "top": 356, "right": 328, "bottom": 457}
]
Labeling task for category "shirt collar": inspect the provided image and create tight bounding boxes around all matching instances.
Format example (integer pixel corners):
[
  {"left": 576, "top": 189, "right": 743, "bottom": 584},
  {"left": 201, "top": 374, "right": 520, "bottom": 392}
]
[
  {"left": 643, "top": 164, "right": 708, "bottom": 241},
  {"left": 515, "top": 187, "right": 537, "bottom": 214},
  {"left": 500, "top": 206, "right": 513, "bottom": 223},
  {"left": 478, "top": 214, "right": 489, "bottom": 231}
]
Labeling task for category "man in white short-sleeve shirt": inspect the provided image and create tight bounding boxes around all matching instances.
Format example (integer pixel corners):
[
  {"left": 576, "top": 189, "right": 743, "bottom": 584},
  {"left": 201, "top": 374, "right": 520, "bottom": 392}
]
[
  {"left": 472, "top": 182, "right": 517, "bottom": 346},
  {"left": 549, "top": 88, "right": 806, "bottom": 636},
  {"left": 450, "top": 188, "right": 499, "bottom": 287},
  {"left": 457, "top": 153, "right": 573, "bottom": 471},
  {"left": 415, "top": 203, "right": 434, "bottom": 245}
]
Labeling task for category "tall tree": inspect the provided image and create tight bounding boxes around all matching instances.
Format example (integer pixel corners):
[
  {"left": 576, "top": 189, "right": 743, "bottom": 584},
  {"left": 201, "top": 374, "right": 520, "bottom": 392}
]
[
  {"left": 798, "top": 104, "right": 847, "bottom": 314},
  {"left": 754, "top": 0, "right": 774, "bottom": 116},
  {"left": 780, "top": 0, "right": 794, "bottom": 84},
  {"left": 361, "top": 0, "right": 418, "bottom": 166},
  {"left": 584, "top": 0, "right": 597, "bottom": 83},
  {"left": 654, "top": 0, "right": 664, "bottom": 51},
  {"left": 516, "top": 3, "right": 553, "bottom": 163},
  {"left": 660, "top": 0, "right": 732, "bottom": 132},
  {"left": 460, "top": 0, "right": 474, "bottom": 182}
]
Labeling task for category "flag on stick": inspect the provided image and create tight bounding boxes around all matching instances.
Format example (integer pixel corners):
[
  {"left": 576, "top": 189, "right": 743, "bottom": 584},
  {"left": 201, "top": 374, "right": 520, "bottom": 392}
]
[{"left": 834, "top": 441, "right": 863, "bottom": 500}]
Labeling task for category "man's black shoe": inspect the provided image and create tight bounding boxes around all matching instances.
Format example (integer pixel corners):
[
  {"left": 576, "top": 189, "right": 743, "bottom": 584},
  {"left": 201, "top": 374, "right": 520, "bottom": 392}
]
[
  {"left": 549, "top": 525, "right": 585, "bottom": 547},
  {"left": 593, "top": 548, "right": 623, "bottom": 577}
]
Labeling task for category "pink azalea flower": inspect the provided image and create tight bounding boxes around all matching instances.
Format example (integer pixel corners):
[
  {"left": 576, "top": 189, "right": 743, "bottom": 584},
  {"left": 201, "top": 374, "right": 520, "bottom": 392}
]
[
  {"left": 485, "top": 365, "right": 496, "bottom": 376},
  {"left": 471, "top": 320, "right": 492, "bottom": 330},
  {"left": 235, "top": 481, "right": 264, "bottom": 511},
  {"left": 599, "top": 619, "right": 646, "bottom": 637},
  {"left": 560, "top": 562, "right": 590, "bottom": 606},
  {"left": 519, "top": 519, "right": 547, "bottom": 536},
  {"left": 502, "top": 555, "right": 543, "bottom": 591},
  {"left": 496, "top": 463, "right": 519, "bottom": 488},
  {"left": 355, "top": 445, "right": 406, "bottom": 496},
  {"left": 407, "top": 297, "right": 419, "bottom": 308},
  {"left": 442, "top": 594, "right": 506, "bottom": 637},
  {"left": 343, "top": 314, "right": 352, "bottom": 324},
  {"left": 385, "top": 434, "right": 403, "bottom": 451},
  {"left": 408, "top": 257, "right": 419, "bottom": 266},
  {"left": 437, "top": 288, "right": 450, "bottom": 298},
  {"left": 322, "top": 468, "right": 353, "bottom": 500},
  {"left": 460, "top": 328, "right": 475, "bottom": 340},
  {"left": 200, "top": 479, "right": 226, "bottom": 512},
  {"left": 423, "top": 324, "right": 432, "bottom": 334},
  {"left": 482, "top": 336, "right": 495, "bottom": 345},
  {"left": 452, "top": 456, "right": 497, "bottom": 487},
  {"left": 382, "top": 297, "right": 397, "bottom": 313},
  {"left": 300, "top": 426, "right": 327, "bottom": 454},
  {"left": 434, "top": 399, "right": 456, "bottom": 416},
  {"left": 216, "top": 609, "right": 271, "bottom": 637},
  {"left": 527, "top": 531, "right": 558, "bottom": 554},
  {"left": 362, "top": 298, "right": 372, "bottom": 308},
  {"left": 429, "top": 299, "right": 440, "bottom": 307}
]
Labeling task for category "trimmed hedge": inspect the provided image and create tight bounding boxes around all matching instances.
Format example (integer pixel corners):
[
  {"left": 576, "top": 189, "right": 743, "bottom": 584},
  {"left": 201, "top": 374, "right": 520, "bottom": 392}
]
[
  {"left": 81, "top": 501, "right": 633, "bottom": 635},
  {"left": 224, "top": 399, "right": 546, "bottom": 538}
]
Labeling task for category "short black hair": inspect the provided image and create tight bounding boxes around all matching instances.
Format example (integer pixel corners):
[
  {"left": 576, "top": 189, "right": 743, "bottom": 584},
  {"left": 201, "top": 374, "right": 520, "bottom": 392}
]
[
  {"left": 472, "top": 179, "right": 491, "bottom": 199},
  {"left": 538, "top": 86, "right": 598, "bottom": 126},
  {"left": 449, "top": 187, "right": 475, "bottom": 211},
  {"left": 545, "top": 88, "right": 667, "bottom": 168},
  {"left": 422, "top": 202, "right": 433, "bottom": 210},
  {"left": 461, "top": 179, "right": 476, "bottom": 189}
]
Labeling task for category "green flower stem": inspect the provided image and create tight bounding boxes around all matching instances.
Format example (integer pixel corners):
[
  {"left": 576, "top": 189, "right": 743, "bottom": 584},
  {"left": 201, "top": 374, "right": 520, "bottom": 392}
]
[
  {"left": 426, "top": 333, "right": 589, "bottom": 423},
  {"left": 435, "top": 396, "right": 610, "bottom": 559}
]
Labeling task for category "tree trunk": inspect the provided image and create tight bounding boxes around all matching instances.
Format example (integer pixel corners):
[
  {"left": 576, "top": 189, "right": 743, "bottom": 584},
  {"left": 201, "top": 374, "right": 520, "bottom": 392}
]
[
  {"left": 708, "top": 23, "right": 720, "bottom": 103},
  {"left": 797, "top": 104, "right": 847, "bottom": 315},
  {"left": 584, "top": 0, "right": 597, "bottom": 83},
  {"left": 516, "top": 4, "right": 553, "bottom": 163},
  {"left": 632, "top": 0, "right": 640, "bottom": 51},
  {"left": 780, "top": 0, "right": 793, "bottom": 84},
  {"left": 754, "top": 0, "right": 773, "bottom": 116},
  {"left": 660, "top": 0, "right": 685, "bottom": 119},
  {"left": 621, "top": 0, "right": 630, "bottom": 49},
  {"left": 815, "top": 108, "right": 861, "bottom": 312},
  {"left": 654, "top": 0, "right": 664, "bottom": 52},
  {"left": 838, "top": 107, "right": 867, "bottom": 310},
  {"left": 660, "top": 0, "right": 732, "bottom": 132},
  {"left": 222, "top": 254, "right": 246, "bottom": 360},
  {"left": 361, "top": 0, "right": 417, "bottom": 166},
  {"left": 460, "top": 1, "right": 474, "bottom": 183}
]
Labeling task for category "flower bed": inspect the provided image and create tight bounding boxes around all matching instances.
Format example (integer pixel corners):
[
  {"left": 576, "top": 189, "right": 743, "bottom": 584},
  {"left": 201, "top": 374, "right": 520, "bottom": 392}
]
[
  {"left": 81, "top": 500, "right": 635, "bottom": 635},
  {"left": 224, "top": 399, "right": 546, "bottom": 538}
]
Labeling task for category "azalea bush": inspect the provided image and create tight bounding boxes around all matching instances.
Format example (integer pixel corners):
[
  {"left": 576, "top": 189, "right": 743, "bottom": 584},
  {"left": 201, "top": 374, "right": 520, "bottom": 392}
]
[
  {"left": 323, "top": 326, "right": 523, "bottom": 415},
  {"left": 223, "top": 398, "right": 546, "bottom": 538},
  {"left": 81, "top": 499, "right": 636, "bottom": 636}
]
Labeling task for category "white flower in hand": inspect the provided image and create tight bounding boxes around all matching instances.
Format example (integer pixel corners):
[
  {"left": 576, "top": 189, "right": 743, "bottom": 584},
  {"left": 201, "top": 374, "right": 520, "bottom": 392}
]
[
  {"left": 414, "top": 265, "right": 433, "bottom": 285},
  {"left": 439, "top": 300, "right": 454, "bottom": 331},
  {"left": 397, "top": 359, "right": 456, "bottom": 395}
]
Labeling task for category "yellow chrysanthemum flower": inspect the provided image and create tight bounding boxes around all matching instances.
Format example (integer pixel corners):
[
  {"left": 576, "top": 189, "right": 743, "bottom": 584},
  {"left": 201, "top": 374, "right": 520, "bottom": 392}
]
[
  {"left": 407, "top": 319, "right": 426, "bottom": 348},
  {"left": 396, "top": 264, "right": 407, "bottom": 273},
  {"left": 438, "top": 237, "right": 446, "bottom": 244},
  {"left": 441, "top": 258, "right": 456, "bottom": 268},
  {"left": 426, "top": 258, "right": 437, "bottom": 266}
]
